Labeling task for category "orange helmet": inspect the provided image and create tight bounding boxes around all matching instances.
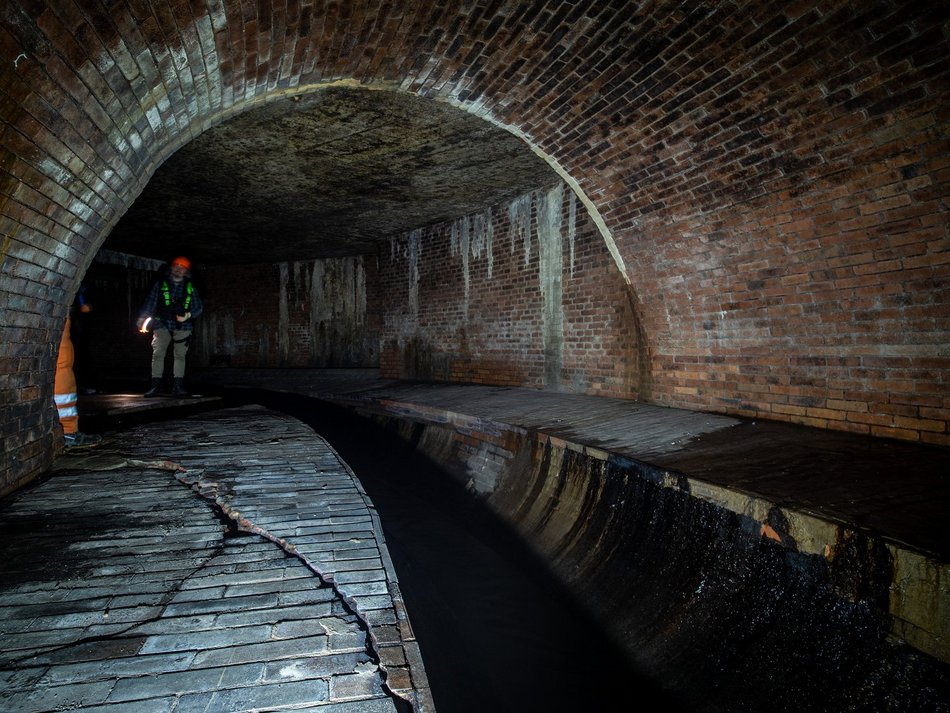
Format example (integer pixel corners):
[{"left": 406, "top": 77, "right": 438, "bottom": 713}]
[{"left": 171, "top": 256, "right": 191, "bottom": 270}]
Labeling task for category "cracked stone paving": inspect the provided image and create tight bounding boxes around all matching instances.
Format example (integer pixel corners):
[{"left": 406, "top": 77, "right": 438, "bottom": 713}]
[{"left": 0, "top": 405, "right": 432, "bottom": 713}]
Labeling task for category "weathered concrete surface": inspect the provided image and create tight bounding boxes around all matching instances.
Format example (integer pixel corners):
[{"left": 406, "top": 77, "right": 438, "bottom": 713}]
[{"left": 0, "top": 406, "right": 431, "bottom": 713}]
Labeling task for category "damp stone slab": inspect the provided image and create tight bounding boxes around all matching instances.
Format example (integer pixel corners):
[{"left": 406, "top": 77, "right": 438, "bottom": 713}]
[{"left": 0, "top": 406, "right": 431, "bottom": 713}]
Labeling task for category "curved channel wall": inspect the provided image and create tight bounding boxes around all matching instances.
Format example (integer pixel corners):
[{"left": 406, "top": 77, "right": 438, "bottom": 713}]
[{"left": 338, "top": 403, "right": 950, "bottom": 713}]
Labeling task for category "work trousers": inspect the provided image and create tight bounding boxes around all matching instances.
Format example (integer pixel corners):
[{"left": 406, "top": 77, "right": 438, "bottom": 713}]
[
  {"left": 151, "top": 328, "right": 191, "bottom": 379},
  {"left": 54, "top": 316, "right": 78, "bottom": 435}
]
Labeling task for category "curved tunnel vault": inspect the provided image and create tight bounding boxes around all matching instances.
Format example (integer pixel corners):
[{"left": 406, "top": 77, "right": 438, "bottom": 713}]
[
  {"left": 1, "top": 3, "right": 948, "bottom": 502},
  {"left": 103, "top": 85, "right": 570, "bottom": 265},
  {"left": 89, "top": 83, "right": 644, "bottom": 399}
]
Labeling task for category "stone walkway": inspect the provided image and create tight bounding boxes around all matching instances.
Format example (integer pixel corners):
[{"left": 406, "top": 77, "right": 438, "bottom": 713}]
[
  {"left": 195, "top": 368, "right": 950, "bottom": 561},
  {"left": 190, "top": 368, "right": 950, "bottom": 667},
  {"left": 0, "top": 406, "right": 431, "bottom": 713}
]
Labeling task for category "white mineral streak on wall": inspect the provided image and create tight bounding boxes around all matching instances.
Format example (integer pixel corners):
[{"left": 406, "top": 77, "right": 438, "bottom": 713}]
[
  {"left": 196, "top": 311, "right": 236, "bottom": 364},
  {"left": 293, "top": 262, "right": 306, "bottom": 311},
  {"left": 309, "top": 260, "right": 326, "bottom": 363},
  {"left": 508, "top": 193, "right": 533, "bottom": 262},
  {"left": 448, "top": 218, "right": 468, "bottom": 316},
  {"left": 538, "top": 183, "right": 565, "bottom": 389},
  {"left": 387, "top": 187, "right": 572, "bottom": 374},
  {"left": 94, "top": 249, "right": 166, "bottom": 272},
  {"left": 446, "top": 95, "right": 631, "bottom": 285},
  {"left": 278, "top": 262, "right": 290, "bottom": 365},
  {"left": 460, "top": 216, "right": 471, "bottom": 319},
  {"left": 470, "top": 214, "right": 485, "bottom": 258},
  {"left": 315, "top": 258, "right": 369, "bottom": 325},
  {"left": 407, "top": 229, "right": 421, "bottom": 320},
  {"left": 307, "top": 256, "right": 368, "bottom": 361},
  {"left": 473, "top": 210, "right": 494, "bottom": 278},
  {"left": 568, "top": 189, "right": 577, "bottom": 276},
  {"left": 447, "top": 210, "right": 497, "bottom": 319},
  {"left": 355, "top": 258, "right": 367, "bottom": 323},
  {"left": 345, "top": 257, "right": 367, "bottom": 326},
  {"left": 387, "top": 234, "right": 417, "bottom": 340},
  {"left": 310, "top": 261, "right": 332, "bottom": 324}
]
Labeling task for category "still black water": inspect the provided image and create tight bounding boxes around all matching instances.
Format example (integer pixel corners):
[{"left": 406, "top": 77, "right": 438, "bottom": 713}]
[{"left": 223, "top": 390, "right": 682, "bottom": 713}]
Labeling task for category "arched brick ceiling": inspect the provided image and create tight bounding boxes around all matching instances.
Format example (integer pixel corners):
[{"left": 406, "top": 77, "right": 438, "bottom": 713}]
[
  {"left": 0, "top": 1, "right": 947, "bottom": 493},
  {"left": 105, "top": 86, "right": 559, "bottom": 264}
]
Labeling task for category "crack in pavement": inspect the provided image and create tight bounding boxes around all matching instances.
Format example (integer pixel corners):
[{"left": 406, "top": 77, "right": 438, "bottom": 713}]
[
  {"left": 12, "top": 407, "right": 431, "bottom": 712},
  {"left": 169, "top": 459, "right": 417, "bottom": 713}
]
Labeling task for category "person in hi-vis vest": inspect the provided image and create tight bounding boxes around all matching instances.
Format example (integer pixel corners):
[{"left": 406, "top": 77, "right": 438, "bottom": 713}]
[{"left": 136, "top": 256, "right": 204, "bottom": 397}]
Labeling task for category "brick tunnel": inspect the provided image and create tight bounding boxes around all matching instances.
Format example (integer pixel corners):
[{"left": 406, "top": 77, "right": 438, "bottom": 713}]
[{"left": 1, "top": 2, "right": 949, "bottom": 712}]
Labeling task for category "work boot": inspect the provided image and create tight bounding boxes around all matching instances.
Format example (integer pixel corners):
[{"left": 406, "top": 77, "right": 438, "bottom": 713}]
[
  {"left": 144, "top": 378, "right": 163, "bottom": 397},
  {"left": 171, "top": 378, "right": 189, "bottom": 397},
  {"left": 64, "top": 432, "right": 101, "bottom": 450}
]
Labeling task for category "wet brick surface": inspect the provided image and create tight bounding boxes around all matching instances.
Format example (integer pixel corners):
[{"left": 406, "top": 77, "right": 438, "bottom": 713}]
[{"left": 0, "top": 406, "right": 429, "bottom": 713}]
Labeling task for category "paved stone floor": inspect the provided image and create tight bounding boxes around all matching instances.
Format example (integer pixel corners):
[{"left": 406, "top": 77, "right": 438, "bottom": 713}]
[
  {"left": 0, "top": 406, "right": 431, "bottom": 713},
  {"left": 9, "top": 369, "right": 945, "bottom": 711}
]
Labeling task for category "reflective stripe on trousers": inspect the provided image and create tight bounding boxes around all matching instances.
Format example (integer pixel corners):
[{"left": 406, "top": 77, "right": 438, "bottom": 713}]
[{"left": 55, "top": 392, "right": 78, "bottom": 419}]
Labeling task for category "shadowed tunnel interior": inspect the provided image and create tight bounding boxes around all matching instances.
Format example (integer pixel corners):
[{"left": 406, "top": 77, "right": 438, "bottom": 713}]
[
  {"left": 1, "top": 2, "right": 949, "bottom": 711},
  {"left": 104, "top": 86, "right": 561, "bottom": 264}
]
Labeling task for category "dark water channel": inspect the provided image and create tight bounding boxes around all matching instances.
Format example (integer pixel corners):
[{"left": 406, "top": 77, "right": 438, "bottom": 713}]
[{"left": 226, "top": 390, "right": 682, "bottom": 713}]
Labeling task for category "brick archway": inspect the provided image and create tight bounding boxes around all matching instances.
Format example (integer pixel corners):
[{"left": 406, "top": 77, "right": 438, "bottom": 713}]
[{"left": 1, "top": 2, "right": 947, "bottom": 491}]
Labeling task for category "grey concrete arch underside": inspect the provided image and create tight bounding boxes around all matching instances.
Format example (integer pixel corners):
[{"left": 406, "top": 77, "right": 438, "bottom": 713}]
[
  {"left": 102, "top": 84, "right": 584, "bottom": 266},
  {"left": 108, "top": 79, "right": 622, "bottom": 261}
]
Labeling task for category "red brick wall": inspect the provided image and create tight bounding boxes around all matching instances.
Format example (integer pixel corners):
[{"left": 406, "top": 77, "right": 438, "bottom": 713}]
[
  {"left": 618, "top": 79, "right": 950, "bottom": 441},
  {"left": 379, "top": 185, "right": 643, "bottom": 396},
  {"left": 1, "top": 2, "right": 947, "bottom": 492}
]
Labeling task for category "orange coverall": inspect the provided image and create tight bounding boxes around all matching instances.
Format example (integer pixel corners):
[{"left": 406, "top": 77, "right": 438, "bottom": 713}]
[{"left": 54, "top": 316, "right": 78, "bottom": 435}]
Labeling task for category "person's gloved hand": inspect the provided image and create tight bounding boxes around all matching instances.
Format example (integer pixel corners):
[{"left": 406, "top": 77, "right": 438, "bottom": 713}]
[{"left": 176, "top": 311, "right": 192, "bottom": 323}]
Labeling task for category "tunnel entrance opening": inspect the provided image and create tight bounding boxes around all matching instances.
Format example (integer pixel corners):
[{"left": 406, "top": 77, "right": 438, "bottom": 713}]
[{"left": 215, "top": 387, "right": 683, "bottom": 713}]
